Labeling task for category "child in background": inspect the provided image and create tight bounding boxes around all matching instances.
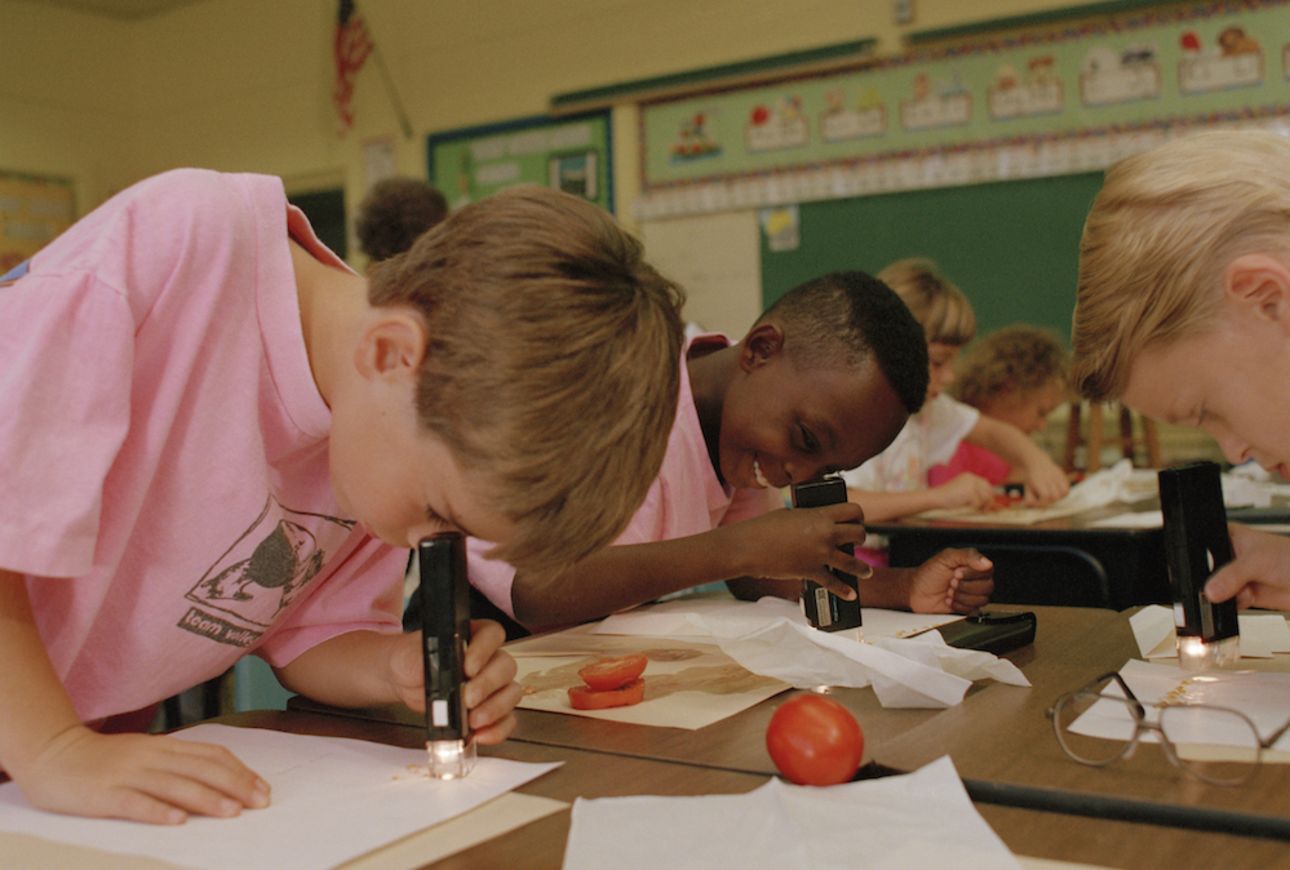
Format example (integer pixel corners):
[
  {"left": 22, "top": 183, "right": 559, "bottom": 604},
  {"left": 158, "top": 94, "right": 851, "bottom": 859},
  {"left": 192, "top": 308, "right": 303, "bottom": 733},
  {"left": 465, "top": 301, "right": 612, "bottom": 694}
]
[
  {"left": 0, "top": 173, "right": 683, "bottom": 824},
  {"left": 465, "top": 271, "right": 996, "bottom": 631},
  {"left": 844, "top": 258, "right": 1069, "bottom": 523},
  {"left": 1071, "top": 129, "right": 1290, "bottom": 612},
  {"left": 355, "top": 176, "right": 449, "bottom": 266},
  {"left": 930, "top": 324, "right": 1070, "bottom": 488}
]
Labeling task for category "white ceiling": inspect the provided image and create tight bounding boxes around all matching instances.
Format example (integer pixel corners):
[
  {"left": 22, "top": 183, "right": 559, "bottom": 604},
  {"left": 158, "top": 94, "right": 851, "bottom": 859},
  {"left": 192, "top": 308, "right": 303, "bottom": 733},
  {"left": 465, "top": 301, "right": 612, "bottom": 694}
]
[{"left": 10, "top": 0, "right": 208, "bottom": 20}]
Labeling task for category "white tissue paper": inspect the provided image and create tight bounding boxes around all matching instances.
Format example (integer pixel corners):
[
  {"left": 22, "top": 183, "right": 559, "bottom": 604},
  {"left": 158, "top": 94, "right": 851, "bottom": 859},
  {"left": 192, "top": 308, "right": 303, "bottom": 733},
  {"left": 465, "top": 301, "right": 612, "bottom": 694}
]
[
  {"left": 561, "top": 756, "right": 1020, "bottom": 870},
  {"left": 594, "top": 597, "right": 1028, "bottom": 708}
]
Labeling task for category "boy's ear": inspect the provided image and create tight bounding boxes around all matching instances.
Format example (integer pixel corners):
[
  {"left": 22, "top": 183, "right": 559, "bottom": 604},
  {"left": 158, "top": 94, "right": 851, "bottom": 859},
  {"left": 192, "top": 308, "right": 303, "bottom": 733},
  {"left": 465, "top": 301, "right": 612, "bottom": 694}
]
[
  {"left": 739, "top": 322, "right": 786, "bottom": 372},
  {"left": 1224, "top": 254, "right": 1290, "bottom": 333},
  {"left": 353, "top": 310, "right": 427, "bottom": 382}
]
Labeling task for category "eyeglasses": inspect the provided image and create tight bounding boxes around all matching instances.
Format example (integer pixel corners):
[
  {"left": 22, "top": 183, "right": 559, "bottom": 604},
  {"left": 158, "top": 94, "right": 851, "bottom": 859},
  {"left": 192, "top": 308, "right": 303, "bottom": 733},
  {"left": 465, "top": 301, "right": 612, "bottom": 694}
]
[{"left": 1046, "top": 671, "right": 1290, "bottom": 786}]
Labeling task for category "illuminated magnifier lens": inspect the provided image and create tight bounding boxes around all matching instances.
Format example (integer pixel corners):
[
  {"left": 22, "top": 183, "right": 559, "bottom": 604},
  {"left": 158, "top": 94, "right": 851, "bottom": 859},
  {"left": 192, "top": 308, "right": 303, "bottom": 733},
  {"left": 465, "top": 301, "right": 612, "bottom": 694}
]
[
  {"left": 1161, "top": 705, "right": 1261, "bottom": 786},
  {"left": 1053, "top": 684, "right": 1139, "bottom": 766}
]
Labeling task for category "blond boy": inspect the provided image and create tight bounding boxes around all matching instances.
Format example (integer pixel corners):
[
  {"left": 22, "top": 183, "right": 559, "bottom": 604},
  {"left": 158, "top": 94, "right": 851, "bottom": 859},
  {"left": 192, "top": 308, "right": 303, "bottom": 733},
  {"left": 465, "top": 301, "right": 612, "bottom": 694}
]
[{"left": 1072, "top": 128, "right": 1290, "bottom": 611}]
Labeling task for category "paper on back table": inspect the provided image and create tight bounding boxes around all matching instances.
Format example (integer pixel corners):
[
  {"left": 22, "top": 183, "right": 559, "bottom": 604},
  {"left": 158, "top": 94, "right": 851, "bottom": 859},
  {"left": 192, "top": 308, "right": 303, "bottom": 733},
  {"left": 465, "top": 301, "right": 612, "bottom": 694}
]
[
  {"left": 0, "top": 725, "right": 559, "bottom": 870},
  {"left": 562, "top": 755, "right": 1020, "bottom": 870}
]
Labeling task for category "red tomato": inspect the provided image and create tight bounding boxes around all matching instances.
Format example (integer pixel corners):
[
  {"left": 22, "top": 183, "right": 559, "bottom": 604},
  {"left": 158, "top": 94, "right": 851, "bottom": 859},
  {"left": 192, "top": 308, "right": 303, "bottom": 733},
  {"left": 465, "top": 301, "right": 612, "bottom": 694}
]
[
  {"left": 578, "top": 654, "right": 648, "bottom": 691},
  {"left": 765, "top": 693, "right": 864, "bottom": 786},
  {"left": 568, "top": 678, "right": 646, "bottom": 710}
]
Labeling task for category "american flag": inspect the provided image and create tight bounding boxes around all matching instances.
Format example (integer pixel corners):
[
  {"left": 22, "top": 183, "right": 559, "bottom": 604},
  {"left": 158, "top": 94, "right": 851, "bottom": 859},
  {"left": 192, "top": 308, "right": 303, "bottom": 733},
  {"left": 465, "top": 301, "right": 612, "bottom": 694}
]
[{"left": 333, "top": 0, "right": 374, "bottom": 133}]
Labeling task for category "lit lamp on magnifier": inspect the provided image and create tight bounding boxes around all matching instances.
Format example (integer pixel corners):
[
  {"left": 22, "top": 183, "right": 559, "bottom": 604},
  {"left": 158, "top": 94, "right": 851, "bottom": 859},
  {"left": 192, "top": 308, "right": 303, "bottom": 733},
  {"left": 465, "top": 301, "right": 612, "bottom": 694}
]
[{"left": 1158, "top": 462, "right": 1240, "bottom": 670}]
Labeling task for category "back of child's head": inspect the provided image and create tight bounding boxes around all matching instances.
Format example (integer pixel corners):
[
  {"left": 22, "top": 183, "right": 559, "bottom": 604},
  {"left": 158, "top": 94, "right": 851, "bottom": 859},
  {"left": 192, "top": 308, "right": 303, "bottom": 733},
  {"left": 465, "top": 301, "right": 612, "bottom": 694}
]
[
  {"left": 877, "top": 257, "right": 976, "bottom": 346},
  {"left": 356, "top": 177, "right": 449, "bottom": 264},
  {"left": 955, "top": 324, "right": 1070, "bottom": 409},
  {"left": 1073, "top": 129, "right": 1290, "bottom": 401},
  {"left": 757, "top": 270, "right": 929, "bottom": 414},
  {"left": 367, "top": 185, "right": 685, "bottom": 575}
]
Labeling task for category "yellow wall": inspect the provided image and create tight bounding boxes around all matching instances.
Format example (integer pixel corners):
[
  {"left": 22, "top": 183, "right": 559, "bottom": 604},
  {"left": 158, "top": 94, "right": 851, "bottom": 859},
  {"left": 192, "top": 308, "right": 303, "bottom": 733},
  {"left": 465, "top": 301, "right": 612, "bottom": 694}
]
[{"left": 0, "top": 0, "right": 1074, "bottom": 237}]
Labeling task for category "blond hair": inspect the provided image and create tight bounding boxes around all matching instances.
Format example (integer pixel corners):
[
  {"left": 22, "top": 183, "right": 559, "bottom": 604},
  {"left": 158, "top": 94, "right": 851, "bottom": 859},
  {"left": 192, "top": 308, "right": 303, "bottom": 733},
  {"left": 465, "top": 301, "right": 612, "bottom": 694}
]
[
  {"left": 877, "top": 257, "right": 976, "bottom": 345},
  {"left": 955, "top": 324, "right": 1069, "bottom": 409},
  {"left": 1072, "top": 129, "right": 1290, "bottom": 400},
  {"left": 368, "top": 186, "right": 684, "bottom": 575}
]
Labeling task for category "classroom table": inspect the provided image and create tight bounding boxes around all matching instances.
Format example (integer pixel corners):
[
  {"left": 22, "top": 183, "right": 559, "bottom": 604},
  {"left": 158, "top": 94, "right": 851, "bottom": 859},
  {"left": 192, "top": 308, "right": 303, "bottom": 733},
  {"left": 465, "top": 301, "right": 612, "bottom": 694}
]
[
  {"left": 874, "top": 607, "right": 1290, "bottom": 838},
  {"left": 868, "top": 505, "right": 1170, "bottom": 609},
  {"left": 259, "top": 703, "right": 1287, "bottom": 869},
  {"left": 289, "top": 605, "right": 1117, "bottom": 776}
]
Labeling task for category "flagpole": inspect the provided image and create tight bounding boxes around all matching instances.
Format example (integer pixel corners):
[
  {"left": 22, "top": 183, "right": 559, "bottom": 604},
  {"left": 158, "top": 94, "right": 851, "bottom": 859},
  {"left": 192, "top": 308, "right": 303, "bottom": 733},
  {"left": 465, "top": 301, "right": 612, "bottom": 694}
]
[{"left": 370, "top": 43, "right": 413, "bottom": 140}]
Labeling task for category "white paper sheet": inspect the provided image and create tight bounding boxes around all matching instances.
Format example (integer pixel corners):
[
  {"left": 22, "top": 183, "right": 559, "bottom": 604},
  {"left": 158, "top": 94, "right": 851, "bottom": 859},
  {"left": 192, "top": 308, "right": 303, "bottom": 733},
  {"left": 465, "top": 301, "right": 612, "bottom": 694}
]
[
  {"left": 0, "top": 725, "right": 559, "bottom": 870},
  {"left": 587, "top": 597, "right": 1027, "bottom": 708},
  {"left": 562, "top": 756, "right": 1020, "bottom": 870},
  {"left": 1068, "top": 659, "right": 1290, "bottom": 751},
  {"left": 1129, "top": 604, "right": 1290, "bottom": 659},
  {"left": 593, "top": 596, "right": 962, "bottom": 641}
]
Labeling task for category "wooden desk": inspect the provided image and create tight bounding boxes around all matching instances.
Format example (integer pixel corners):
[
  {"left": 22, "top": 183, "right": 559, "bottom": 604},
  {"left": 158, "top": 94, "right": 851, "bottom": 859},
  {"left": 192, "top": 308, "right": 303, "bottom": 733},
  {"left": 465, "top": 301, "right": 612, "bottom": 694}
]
[
  {"left": 289, "top": 605, "right": 1118, "bottom": 777},
  {"left": 213, "top": 710, "right": 1290, "bottom": 868},
  {"left": 874, "top": 609, "right": 1290, "bottom": 837},
  {"left": 869, "top": 507, "right": 1170, "bottom": 609}
]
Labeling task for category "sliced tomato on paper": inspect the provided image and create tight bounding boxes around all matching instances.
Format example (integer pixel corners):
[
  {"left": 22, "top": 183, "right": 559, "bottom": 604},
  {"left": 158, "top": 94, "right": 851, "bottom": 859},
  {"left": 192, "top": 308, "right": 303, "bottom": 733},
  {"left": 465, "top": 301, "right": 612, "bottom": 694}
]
[
  {"left": 568, "top": 678, "right": 646, "bottom": 710},
  {"left": 577, "top": 653, "right": 648, "bottom": 691}
]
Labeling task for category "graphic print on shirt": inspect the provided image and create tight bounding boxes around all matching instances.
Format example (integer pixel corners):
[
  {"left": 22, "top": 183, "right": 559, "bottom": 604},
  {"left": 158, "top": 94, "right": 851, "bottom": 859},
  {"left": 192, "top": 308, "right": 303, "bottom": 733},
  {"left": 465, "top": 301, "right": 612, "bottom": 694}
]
[{"left": 178, "top": 494, "right": 355, "bottom": 647}]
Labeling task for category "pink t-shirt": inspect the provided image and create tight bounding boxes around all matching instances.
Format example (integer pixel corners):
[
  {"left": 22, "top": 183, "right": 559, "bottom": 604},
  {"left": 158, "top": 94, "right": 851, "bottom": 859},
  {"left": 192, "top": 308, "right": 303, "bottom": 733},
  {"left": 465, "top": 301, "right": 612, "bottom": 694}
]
[
  {"left": 468, "top": 335, "right": 774, "bottom": 623},
  {"left": 927, "top": 441, "right": 1012, "bottom": 488},
  {"left": 0, "top": 169, "right": 405, "bottom": 724}
]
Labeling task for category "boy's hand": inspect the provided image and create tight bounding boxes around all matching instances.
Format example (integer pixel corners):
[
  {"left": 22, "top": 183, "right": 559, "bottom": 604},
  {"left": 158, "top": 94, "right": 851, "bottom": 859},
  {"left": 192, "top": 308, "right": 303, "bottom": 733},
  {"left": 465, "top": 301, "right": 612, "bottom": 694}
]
[
  {"left": 16, "top": 725, "right": 269, "bottom": 825},
  {"left": 391, "top": 620, "right": 520, "bottom": 746},
  {"left": 1205, "top": 524, "right": 1290, "bottom": 611},
  {"left": 906, "top": 548, "right": 994, "bottom": 614},
  {"left": 730, "top": 505, "right": 871, "bottom": 601},
  {"left": 1020, "top": 454, "right": 1070, "bottom": 505},
  {"left": 933, "top": 473, "right": 996, "bottom": 511}
]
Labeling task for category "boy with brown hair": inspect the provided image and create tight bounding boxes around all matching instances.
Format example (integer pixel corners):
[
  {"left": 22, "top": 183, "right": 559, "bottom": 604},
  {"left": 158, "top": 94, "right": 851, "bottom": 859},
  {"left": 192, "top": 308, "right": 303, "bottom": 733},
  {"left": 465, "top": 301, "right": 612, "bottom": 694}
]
[
  {"left": 467, "top": 270, "right": 996, "bottom": 630},
  {"left": 1071, "top": 128, "right": 1290, "bottom": 612},
  {"left": 355, "top": 176, "right": 449, "bottom": 265},
  {"left": 0, "top": 173, "right": 682, "bottom": 824},
  {"left": 845, "top": 258, "right": 1069, "bottom": 522}
]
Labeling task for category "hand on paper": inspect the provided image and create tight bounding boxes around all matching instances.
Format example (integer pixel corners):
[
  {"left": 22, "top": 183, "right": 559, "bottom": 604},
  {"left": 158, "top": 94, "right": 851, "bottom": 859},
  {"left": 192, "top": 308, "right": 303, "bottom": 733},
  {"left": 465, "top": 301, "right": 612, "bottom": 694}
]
[
  {"left": 932, "top": 472, "right": 996, "bottom": 512},
  {"left": 729, "top": 504, "right": 871, "bottom": 600},
  {"left": 905, "top": 548, "right": 994, "bottom": 614},
  {"left": 394, "top": 620, "right": 520, "bottom": 745},
  {"left": 1204, "top": 523, "right": 1290, "bottom": 611},
  {"left": 17, "top": 725, "right": 269, "bottom": 825},
  {"left": 1019, "top": 452, "right": 1070, "bottom": 505}
]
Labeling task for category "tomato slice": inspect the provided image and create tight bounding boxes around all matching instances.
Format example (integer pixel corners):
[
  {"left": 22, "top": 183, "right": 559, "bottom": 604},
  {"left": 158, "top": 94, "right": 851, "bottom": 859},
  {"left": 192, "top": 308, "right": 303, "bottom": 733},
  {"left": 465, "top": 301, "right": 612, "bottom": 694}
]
[
  {"left": 577, "top": 653, "right": 648, "bottom": 691},
  {"left": 567, "top": 678, "right": 646, "bottom": 710}
]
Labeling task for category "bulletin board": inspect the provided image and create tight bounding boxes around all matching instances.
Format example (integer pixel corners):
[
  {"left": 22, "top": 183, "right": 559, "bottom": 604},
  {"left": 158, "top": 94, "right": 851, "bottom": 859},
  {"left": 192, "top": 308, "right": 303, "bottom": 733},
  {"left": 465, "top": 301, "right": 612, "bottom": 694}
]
[
  {"left": 759, "top": 171, "right": 1103, "bottom": 341},
  {"left": 635, "top": 0, "right": 1290, "bottom": 220},
  {"left": 0, "top": 171, "right": 75, "bottom": 273},
  {"left": 427, "top": 111, "right": 613, "bottom": 213}
]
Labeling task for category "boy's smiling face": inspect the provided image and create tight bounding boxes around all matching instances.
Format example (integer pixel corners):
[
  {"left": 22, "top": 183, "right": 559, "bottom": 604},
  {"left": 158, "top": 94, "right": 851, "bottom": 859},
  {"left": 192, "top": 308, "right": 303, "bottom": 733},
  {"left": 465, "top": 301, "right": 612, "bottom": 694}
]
[{"left": 716, "top": 325, "right": 909, "bottom": 489}]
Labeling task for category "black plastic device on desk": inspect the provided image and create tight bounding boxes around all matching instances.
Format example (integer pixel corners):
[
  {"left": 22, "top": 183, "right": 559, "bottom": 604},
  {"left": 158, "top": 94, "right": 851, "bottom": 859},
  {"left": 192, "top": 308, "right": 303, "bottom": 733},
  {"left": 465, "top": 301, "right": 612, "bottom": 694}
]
[
  {"left": 791, "top": 476, "right": 862, "bottom": 633},
  {"left": 418, "top": 531, "right": 476, "bottom": 779},
  {"left": 1158, "top": 461, "right": 1240, "bottom": 669},
  {"left": 938, "top": 610, "right": 1037, "bottom": 655}
]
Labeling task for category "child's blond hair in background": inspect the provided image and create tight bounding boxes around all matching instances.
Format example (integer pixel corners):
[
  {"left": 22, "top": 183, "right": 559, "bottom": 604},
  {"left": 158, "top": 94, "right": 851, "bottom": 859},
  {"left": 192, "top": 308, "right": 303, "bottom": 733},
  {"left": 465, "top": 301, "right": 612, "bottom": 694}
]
[
  {"left": 955, "top": 325, "right": 1069, "bottom": 409},
  {"left": 369, "top": 186, "right": 685, "bottom": 575},
  {"left": 878, "top": 257, "right": 976, "bottom": 345},
  {"left": 1072, "top": 129, "right": 1290, "bottom": 401}
]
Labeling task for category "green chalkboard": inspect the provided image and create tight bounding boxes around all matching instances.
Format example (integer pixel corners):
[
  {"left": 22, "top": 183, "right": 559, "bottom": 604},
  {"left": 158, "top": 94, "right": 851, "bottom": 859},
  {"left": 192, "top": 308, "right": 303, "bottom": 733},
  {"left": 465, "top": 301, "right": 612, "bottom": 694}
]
[{"left": 760, "top": 172, "right": 1104, "bottom": 343}]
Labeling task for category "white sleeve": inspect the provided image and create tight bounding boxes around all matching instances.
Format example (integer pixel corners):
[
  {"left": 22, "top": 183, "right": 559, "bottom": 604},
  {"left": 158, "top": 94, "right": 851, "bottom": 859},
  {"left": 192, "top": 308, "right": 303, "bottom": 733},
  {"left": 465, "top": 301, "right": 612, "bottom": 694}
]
[{"left": 923, "top": 395, "right": 979, "bottom": 466}]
